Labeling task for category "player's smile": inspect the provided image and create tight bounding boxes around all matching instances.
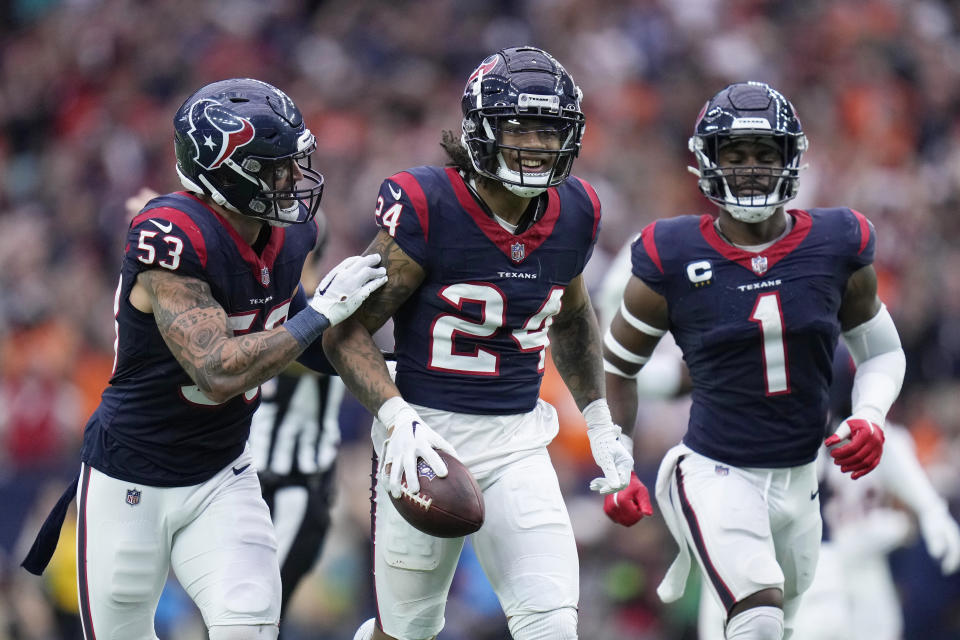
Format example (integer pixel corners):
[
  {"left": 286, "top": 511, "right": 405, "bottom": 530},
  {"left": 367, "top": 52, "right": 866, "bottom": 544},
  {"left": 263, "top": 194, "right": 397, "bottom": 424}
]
[
  {"left": 499, "top": 117, "right": 564, "bottom": 175},
  {"left": 515, "top": 153, "right": 554, "bottom": 173}
]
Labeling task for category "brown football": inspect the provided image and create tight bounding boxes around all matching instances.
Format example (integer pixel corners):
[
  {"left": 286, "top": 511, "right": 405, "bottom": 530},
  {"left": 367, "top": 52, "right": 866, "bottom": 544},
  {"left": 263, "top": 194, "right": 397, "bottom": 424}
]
[{"left": 389, "top": 450, "right": 485, "bottom": 538}]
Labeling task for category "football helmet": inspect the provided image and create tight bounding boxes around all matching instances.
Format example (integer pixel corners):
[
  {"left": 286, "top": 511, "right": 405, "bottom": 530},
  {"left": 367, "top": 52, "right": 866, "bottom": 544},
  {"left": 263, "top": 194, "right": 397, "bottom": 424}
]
[
  {"left": 688, "top": 81, "right": 807, "bottom": 223},
  {"left": 173, "top": 78, "right": 323, "bottom": 225},
  {"left": 461, "top": 46, "right": 585, "bottom": 198}
]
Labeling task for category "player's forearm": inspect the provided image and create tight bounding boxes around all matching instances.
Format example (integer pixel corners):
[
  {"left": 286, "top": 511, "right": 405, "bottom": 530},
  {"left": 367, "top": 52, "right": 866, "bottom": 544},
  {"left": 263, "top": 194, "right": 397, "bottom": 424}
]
[
  {"left": 147, "top": 271, "right": 309, "bottom": 402},
  {"left": 178, "top": 327, "right": 306, "bottom": 404},
  {"left": 605, "top": 372, "right": 639, "bottom": 436},
  {"left": 322, "top": 318, "right": 398, "bottom": 414},
  {"left": 549, "top": 304, "right": 605, "bottom": 410}
]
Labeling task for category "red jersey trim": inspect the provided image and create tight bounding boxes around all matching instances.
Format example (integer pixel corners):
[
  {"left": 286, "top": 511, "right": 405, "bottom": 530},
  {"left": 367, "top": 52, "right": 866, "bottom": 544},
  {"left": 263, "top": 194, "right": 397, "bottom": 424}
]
[
  {"left": 181, "top": 192, "right": 286, "bottom": 289},
  {"left": 641, "top": 221, "right": 664, "bottom": 274},
  {"left": 572, "top": 176, "right": 602, "bottom": 241},
  {"left": 444, "top": 168, "right": 560, "bottom": 263},
  {"left": 389, "top": 172, "right": 430, "bottom": 243},
  {"left": 131, "top": 206, "right": 209, "bottom": 269},
  {"left": 699, "top": 210, "right": 812, "bottom": 275},
  {"left": 850, "top": 209, "right": 871, "bottom": 255}
]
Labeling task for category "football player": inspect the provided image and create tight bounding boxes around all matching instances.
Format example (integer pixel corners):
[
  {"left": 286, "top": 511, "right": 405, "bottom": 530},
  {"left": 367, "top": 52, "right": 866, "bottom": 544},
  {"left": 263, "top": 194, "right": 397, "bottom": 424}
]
[
  {"left": 323, "top": 46, "right": 647, "bottom": 640},
  {"left": 698, "top": 348, "right": 960, "bottom": 640},
  {"left": 602, "top": 81, "right": 906, "bottom": 640},
  {"left": 21, "top": 78, "right": 386, "bottom": 640}
]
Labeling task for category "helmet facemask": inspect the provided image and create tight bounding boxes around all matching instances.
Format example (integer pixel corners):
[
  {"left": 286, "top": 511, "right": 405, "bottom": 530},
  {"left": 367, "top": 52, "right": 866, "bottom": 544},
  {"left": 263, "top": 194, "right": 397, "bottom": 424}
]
[
  {"left": 242, "top": 136, "right": 324, "bottom": 226},
  {"left": 463, "top": 105, "right": 583, "bottom": 198},
  {"left": 687, "top": 81, "right": 808, "bottom": 223},
  {"left": 689, "top": 131, "right": 807, "bottom": 223}
]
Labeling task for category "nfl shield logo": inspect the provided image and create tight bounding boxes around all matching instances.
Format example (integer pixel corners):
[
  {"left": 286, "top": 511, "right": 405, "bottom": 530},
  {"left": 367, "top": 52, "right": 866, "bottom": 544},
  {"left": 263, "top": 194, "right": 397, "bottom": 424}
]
[
  {"left": 751, "top": 255, "right": 768, "bottom": 275},
  {"left": 715, "top": 465, "right": 729, "bottom": 476},
  {"left": 126, "top": 488, "right": 141, "bottom": 506},
  {"left": 511, "top": 242, "right": 525, "bottom": 263},
  {"left": 260, "top": 266, "right": 270, "bottom": 286}
]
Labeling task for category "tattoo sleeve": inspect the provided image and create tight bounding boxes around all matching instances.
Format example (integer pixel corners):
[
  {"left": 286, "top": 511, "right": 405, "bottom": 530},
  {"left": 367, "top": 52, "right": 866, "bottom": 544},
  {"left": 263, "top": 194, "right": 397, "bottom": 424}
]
[
  {"left": 141, "top": 269, "right": 304, "bottom": 403},
  {"left": 322, "top": 230, "right": 424, "bottom": 414},
  {"left": 549, "top": 280, "right": 606, "bottom": 411}
]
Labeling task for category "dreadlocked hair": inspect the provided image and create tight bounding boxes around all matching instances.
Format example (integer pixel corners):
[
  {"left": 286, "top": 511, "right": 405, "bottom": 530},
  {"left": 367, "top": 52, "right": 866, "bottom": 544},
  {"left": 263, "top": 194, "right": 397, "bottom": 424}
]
[
  {"left": 440, "top": 130, "right": 473, "bottom": 172},
  {"left": 440, "top": 130, "right": 497, "bottom": 190}
]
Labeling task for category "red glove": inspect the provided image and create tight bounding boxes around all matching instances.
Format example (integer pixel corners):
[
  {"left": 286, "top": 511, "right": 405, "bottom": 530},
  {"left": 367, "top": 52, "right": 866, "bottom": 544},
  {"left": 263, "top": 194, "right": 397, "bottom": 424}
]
[
  {"left": 603, "top": 471, "right": 654, "bottom": 526},
  {"left": 825, "top": 418, "right": 885, "bottom": 479}
]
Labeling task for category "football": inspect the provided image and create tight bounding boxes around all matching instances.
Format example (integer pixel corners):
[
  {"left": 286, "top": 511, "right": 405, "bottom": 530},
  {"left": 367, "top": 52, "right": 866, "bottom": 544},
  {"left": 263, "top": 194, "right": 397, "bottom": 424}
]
[{"left": 389, "top": 450, "right": 485, "bottom": 538}]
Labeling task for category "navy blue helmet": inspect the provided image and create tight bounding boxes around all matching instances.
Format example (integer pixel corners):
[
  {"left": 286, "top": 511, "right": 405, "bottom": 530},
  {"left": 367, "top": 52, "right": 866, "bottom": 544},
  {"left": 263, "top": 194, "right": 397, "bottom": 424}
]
[
  {"left": 174, "top": 78, "right": 323, "bottom": 225},
  {"left": 688, "top": 81, "right": 807, "bottom": 222},
  {"left": 460, "top": 46, "right": 585, "bottom": 197}
]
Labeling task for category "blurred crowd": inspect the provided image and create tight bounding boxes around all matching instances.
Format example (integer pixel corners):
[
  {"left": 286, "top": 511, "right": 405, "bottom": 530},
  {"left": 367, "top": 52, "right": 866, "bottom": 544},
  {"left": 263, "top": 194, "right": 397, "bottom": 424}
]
[{"left": 2, "top": 0, "right": 960, "bottom": 638}]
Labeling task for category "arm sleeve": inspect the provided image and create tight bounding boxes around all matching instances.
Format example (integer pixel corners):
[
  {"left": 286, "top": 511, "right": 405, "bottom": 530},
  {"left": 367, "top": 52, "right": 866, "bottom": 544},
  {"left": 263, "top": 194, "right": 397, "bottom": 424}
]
[
  {"left": 630, "top": 222, "right": 668, "bottom": 295},
  {"left": 845, "top": 208, "right": 876, "bottom": 271},
  {"left": 572, "top": 176, "right": 602, "bottom": 273},
  {"left": 126, "top": 208, "right": 208, "bottom": 279},
  {"left": 375, "top": 173, "right": 429, "bottom": 266},
  {"left": 879, "top": 425, "right": 949, "bottom": 516}
]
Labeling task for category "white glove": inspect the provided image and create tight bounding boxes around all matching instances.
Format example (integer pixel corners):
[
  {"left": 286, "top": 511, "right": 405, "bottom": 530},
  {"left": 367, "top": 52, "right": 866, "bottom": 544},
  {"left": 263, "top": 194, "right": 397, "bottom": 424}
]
[
  {"left": 378, "top": 397, "right": 459, "bottom": 499},
  {"left": 584, "top": 399, "right": 634, "bottom": 494},
  {"left": 309, "top": 254, "right": 387, "bottom": 326},
  {"left": 919, "top": 506, "right": 960, "bottom": 574}
]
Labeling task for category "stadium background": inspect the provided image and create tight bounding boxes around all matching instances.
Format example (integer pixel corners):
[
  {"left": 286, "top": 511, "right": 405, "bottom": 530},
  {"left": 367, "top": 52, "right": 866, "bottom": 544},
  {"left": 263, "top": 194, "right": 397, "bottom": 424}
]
[{"left": 1, "top": 0, "right": 959, "bottom": 638}]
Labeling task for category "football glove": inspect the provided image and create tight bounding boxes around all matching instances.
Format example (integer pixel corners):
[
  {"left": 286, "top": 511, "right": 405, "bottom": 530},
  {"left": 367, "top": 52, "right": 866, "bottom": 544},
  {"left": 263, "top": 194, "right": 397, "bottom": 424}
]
[
  {"left": 378, "top": 398, "right": 459, "bottom": 499},
  {"left": 309, "top": 254, "right": 387, "bottom": 326},
  {"left": 825, "top": 417, "right": 885, "bottom": 479},
  {"left": 603, "top": 471, "right": 654, "bottom": 526},
  {"left": 584, "top": 399, "right": 634, "bottom": 494},
  {"left": 919, "top": 506, "right": 960, "bottom": 575}
]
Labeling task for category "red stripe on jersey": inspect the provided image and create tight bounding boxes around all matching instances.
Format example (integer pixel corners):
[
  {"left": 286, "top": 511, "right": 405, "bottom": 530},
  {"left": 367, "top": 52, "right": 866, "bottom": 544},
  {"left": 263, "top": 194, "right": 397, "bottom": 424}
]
[
  {"left": 131, "top": 206, "right": 209, "bottom": 268},
  {"left": 445, "top": 168, "right": 561, "bottom": 263},
  {"left": 700, "top": 210, "right": 812, "bottom": 275},
  {"left": 389, "top": 172, "right": 430, "bottom": 242},
  {"left": 182, "top": 192, "right": 286, "bottom": 288},
  {"left": 572, "top": 176, "right": 601, "bottom": 241},
  {"left": 641, "top": 221, "right": 664, "bottom": 274},
  {"left": 850, "top": 209, "right": 871, "bottom": 254}
]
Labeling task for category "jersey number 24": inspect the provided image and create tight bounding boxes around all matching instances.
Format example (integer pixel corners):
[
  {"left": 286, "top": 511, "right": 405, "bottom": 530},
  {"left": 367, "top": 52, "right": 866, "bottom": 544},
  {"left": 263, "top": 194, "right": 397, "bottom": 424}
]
[{"left": 429, "top": 283, "right": 565, "bottom": 375}]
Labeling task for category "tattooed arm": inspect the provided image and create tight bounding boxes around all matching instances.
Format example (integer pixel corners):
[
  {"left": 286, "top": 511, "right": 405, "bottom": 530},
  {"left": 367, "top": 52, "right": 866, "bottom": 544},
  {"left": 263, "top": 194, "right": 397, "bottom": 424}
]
[
  {"left": 549, "top": 274, "right": 606, "bottom": 411},
  {"left": 132, "top": 269, "right": 305, "bottom": 404},
  {"left": 321, "top": 230, "right": 425, "bottom": 414}
]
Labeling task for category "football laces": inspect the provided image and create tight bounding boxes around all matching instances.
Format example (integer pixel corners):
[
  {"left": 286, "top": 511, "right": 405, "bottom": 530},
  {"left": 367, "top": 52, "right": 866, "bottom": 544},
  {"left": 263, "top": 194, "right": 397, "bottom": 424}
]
[{"left": 399, "top": 483, "right": 433, "bottom": 510}]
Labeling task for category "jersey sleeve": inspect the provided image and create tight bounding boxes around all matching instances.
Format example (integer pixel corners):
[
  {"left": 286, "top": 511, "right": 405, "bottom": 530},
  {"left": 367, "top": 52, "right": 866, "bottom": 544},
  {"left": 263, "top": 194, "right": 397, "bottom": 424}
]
[
  {"left": 126, "top": 207, "right": 208, "bottom": 280},
  {"left": 572, "top": 176, "right": 602, "bottom": 274},
  {"left": 630, "top": 221, "right": 668, "bottom": 295},
  {"left": 374, "top": 172, "right": 429, "bottom": 266},
  {"left": 845, "top": 208, "right": 876, "bottom": 271}
]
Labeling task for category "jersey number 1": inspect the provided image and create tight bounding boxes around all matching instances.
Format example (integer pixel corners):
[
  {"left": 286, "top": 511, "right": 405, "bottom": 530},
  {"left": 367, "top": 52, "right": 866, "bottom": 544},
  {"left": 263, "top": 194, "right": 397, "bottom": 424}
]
[{"left": 749, "top": 292, "right": 790, "bottom": 395}]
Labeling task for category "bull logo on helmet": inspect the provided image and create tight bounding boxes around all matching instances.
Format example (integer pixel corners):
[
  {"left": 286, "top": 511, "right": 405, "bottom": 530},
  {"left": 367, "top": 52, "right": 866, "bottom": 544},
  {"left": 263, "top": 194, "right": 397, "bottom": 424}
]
[{"left": 186, "top": 99, "right": 256, "bottom": 170}]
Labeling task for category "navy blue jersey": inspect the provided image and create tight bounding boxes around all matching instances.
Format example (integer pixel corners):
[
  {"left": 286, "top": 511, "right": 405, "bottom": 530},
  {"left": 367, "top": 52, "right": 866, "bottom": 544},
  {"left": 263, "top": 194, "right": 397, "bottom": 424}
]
[
  {"left": 631, "top": 208, "right": 876, "bottom": 467},
  {"left": 377, "top": 167, "right": 600, "bottom": 414},
  {"left": 80, "top": 192, "right": 320, "bottom": 486}
]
